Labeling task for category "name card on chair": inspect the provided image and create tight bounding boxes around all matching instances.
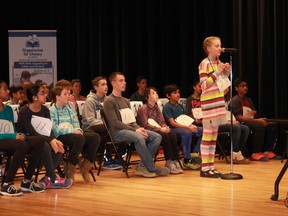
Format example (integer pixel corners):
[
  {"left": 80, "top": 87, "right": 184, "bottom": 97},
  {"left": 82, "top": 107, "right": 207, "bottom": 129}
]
[
  {"left": 7, "top": 104, "right": 19, "bottom": 123},
  {"left": 130, "top": 101, "right": 143, "bottom": 117},
  {"left": 76, "top": 101, "right": 85, "bottom": 116}
]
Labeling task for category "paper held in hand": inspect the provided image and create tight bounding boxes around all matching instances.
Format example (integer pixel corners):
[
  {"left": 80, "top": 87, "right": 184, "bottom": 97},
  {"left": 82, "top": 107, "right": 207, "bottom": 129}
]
[
  {"left": 0, "top": 119, "right": 15, "bottom": 133},
  {"left": 148, "top": 118, "right": 161, "bottom": 128},
  {"left": 242, "top": 106, "right": 254, "bottom": 119},
  {"left": 216, "top": 74, "right": 231, "bottom": 92},
  {"left": 31, "top": 115, "right": 53, "bottom": 136},
  {"left": 175, "top": 114, "right": 194, "bottom": 126},
  {"left": 192, "top": 108, "right": 202, "bottom": 119}
]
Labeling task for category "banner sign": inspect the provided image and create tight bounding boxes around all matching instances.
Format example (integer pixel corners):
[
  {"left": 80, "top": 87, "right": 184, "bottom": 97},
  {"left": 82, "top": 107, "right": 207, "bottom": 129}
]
[{"left": 8, "top": 30, "right": 57, "bottom": 89}]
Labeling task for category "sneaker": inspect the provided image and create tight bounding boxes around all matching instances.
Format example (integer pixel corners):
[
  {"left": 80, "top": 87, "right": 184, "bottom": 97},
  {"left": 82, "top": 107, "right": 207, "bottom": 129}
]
[
  {"left": 0, "top": 183, "right": 23, "bottom": 197},
  {"left": 39, "top": 176, "right": 73, "bottom": 189},
  {"left": 233, "top": 151, "right": 250, "bottom": 164},
  {"left": 21, "top": 180, "right": 45, "bottom": 193},
  {"left": 190, "top": 152, "right": 202, "bottom": 164},
  {"left": 154, "top": 166, "right": 170, "bottom": 176},
  {"left": 173, "top": 160, "right": 184, "bottom": 173},
  {"left": 165, "top": 161, "right": 180, "bottom": 174},
  {"left": 114, "top": 158, "right": 132, "bottom": 169},
  {"left": 134, "top": 165, "right": 156, "bottom": 178},
  {"left": 200, "top": 169, "right": 220, "bottom": 178},
  {"left": 182, "top": 159, "right": 201, "bottom": 170},
  {"left": 263, "top": 151, "right": 281, "bottom": 160},
  {"left": 103, "top": 158, "right": 122, "bottom": 170},
  {"left": 251, "top": 152, "right": 269, "bottom": 161}
]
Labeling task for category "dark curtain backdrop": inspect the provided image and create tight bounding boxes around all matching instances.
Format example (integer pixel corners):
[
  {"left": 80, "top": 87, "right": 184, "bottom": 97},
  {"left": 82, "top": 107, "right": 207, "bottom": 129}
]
[{"left": 0, "top": 0, "right": 287, "bottom": 118}]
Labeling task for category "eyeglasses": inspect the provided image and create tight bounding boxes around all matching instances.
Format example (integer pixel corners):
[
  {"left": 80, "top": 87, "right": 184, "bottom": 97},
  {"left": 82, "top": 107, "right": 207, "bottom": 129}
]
[{"left": 238, "top": 84, "right": 248, "bottom": 88}]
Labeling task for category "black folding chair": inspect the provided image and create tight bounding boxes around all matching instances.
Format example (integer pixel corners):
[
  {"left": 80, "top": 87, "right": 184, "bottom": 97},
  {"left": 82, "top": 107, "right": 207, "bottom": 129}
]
[
  {"left": 216, "top": 131, "right": 231, "bottom": 164},
  {"left": 271, "top": 131, "right": 288, "bottom": 201},
  {"left": 98, "top": 109, "right": 135, "bottom": 178}
]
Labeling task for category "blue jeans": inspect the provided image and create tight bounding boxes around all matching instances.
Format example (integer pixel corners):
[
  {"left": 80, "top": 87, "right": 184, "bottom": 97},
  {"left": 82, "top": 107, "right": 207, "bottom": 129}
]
[
  {"left": 218, "top": 123, "right": 250, "bottom": 152},
  {"left": 172, "top": 127, "right": 203, "bottom": 159},
  {"left": 113, "top": 129, "right": 161, "bottom": 172}
]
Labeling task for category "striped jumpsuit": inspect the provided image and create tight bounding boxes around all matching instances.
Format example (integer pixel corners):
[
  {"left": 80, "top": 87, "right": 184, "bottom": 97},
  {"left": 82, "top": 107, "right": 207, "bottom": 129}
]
[{"left": 199, "top": 58, "right": 227, "bottom": 171}]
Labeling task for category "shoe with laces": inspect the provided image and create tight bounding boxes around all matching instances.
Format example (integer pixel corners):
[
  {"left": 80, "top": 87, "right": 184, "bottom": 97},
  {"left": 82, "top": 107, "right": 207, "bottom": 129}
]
[
  {"left": 173, "top": 160, "right": 184, "bottom": 173},
  {"left": 134, "top": 165, "right": 156, "bottom": 178},
  {"left": 263, "top": 151, "right": 281, "bottom": 160},
  {"left": 114, "top": 158, "right": 132, "bottom": 169},
  {"left": 165, "top": 161, "right": 180, "bottom": 174},
  {"left": 21, "top": 180, "right": 44, "bottom": 193},
  {"left": 39, "top": 176, "right": 73, "bottom": 189},
  {"left": 251, "top": 152, "right": 269, "bottom": 161},
  {"left": 233, "top": 151, "right": 250, "bottom": 164},
  {"left": 190, "top": 152, "right": 202, "bottom": 164},
  {"left": 182, "top": 159, "right": 201, "bottom": 170},
  {"left": 103, "top": 158, "right": 122, "bottom": 170},
  {"left": 0, "top": 183, "right": 23, "bottom": 197},
  {"left": 154, "top": 166, "right": 170, "bottom": 176}
]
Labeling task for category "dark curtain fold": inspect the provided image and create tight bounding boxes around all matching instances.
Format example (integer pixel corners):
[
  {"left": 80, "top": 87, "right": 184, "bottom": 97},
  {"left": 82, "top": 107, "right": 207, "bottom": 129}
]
[{"left": 0, "top": 0, "right": 287, "bottom": 117}]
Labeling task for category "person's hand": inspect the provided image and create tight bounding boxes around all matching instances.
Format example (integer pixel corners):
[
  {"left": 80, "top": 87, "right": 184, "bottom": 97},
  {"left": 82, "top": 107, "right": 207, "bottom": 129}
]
[
  {"left": 256, "top": 118, "right": 268, "bottom": 126},
  {"left": 217, "top": 63, "right": 225, "bottom": 74},
  {"left": 136, "top": 127, "right": 148, "bottom": 139},
  {"left": 75, "top": 129, "right": 83, "bottom": 135},
  {"left": 160, "top": 126, "right": 170, "bottom": 133},
  {"left": 188, "top": 124, "right": 198, "bottom": 133},
  {"left": 50, "top": 138, "right": 65, "bottom": 153},
  {"left": 224, "top": 63, "right": 231, "bottom": 73},
  {"left": 16, "top": 133, "right": 25, "bottom": 140}
]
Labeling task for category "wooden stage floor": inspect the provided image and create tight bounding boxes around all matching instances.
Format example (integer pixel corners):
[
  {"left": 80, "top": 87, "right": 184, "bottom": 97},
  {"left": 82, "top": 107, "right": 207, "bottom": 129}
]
[{"left": 1, "top": 155, "right": 288, "bottom": 216}]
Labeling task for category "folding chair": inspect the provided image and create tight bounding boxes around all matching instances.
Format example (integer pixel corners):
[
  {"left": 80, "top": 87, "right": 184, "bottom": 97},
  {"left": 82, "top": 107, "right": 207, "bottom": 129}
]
[
  {"left": 271, "top": 131, "right": 288, "bottom": 201},
  {"left": 216, "top": 131, "right": 231, "bottom": 164},
  {"left": 281, "top": 131, "right": 288, "bottom": 162},
  {"left": 98, "top": 109, "right": 135, "bottom": 178},
  {"left": 1, "top": 151, "right": 43, "bottom": 185},
  {"left": 57, "top": 145, "right": 96, "bottom": 182}
]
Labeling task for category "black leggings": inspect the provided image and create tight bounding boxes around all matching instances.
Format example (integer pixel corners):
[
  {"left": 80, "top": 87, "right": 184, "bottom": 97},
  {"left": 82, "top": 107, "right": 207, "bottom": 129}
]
[{"left": 0, "top": 136, "right": 44, "bottom": 183}]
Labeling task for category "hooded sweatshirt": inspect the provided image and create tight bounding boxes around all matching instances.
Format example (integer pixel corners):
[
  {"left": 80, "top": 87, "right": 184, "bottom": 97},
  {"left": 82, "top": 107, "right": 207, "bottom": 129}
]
[{"left": 81, "top": 90, "right": 106, "bottom": 129}]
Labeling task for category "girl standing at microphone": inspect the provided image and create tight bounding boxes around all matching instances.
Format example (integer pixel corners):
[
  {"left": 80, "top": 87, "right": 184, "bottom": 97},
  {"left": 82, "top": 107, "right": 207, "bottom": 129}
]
[{"left": 198, "top": 36, "right": 231, "bottom": 178}]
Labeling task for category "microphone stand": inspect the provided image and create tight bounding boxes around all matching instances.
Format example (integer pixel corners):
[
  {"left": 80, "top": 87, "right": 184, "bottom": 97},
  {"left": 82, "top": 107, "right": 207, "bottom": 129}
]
[{"left": 220, "top": 51, "right": 243, "bottom": 180}]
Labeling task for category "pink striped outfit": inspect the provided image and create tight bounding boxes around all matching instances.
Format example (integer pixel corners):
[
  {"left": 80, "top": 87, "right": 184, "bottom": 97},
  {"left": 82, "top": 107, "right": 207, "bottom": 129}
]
[{"left": 199, "top": 58, "right": 227, "bottom": 171}]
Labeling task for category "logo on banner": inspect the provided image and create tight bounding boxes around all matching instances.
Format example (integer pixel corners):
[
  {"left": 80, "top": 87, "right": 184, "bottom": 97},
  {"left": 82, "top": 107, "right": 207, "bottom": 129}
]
[{"left": 26, "top": 34, "right": 40, "bottom": 48}]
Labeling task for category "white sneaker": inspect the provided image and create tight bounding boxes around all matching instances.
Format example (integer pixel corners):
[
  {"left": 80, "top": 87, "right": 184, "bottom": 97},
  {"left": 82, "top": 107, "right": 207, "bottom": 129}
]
[{"left": 173, "top": 160, "right": 184, "bottom": 173}]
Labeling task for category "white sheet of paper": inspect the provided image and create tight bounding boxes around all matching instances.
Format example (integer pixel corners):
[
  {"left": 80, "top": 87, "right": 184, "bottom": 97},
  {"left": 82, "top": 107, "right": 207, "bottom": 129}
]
[
  {"left": 31, "top": 115, "right": 53, "bottom": 136},
  {"left": 226, "top": 110, "right": 236, "bottom": 121},
  {"left": 148, "top": 118, "right": 161, "bottom": 128},
  {"left": 216, "top": 75, "right": 231, "bottom": 92},
  {"left": 129, "top": 101, "right": 143, "bottom": 117},
  {"left": 175, "top": 114, "right": 194, "bottom": 126},
  {"left": 119, "top": 108, "right": 136, "bottom": 124},
  {"left": 242, "top": 106, "right": 254, "bottom": 119},
  {"left": 192, "top": 107, "right": 203, "bottom": 119},
  {"left": 0, "top": 119, "right": 15, "bottom": 133}
]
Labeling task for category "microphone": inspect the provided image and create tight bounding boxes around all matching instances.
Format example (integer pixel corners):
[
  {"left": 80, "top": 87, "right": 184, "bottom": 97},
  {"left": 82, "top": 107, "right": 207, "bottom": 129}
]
[{"left": 221, "top": 47, "right": 238, "bottom": 53}]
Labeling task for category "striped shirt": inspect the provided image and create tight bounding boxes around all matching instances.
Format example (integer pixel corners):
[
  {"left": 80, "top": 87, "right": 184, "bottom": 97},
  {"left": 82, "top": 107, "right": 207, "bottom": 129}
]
[{"left": 198, "top": 58, "right": 226, "bottom": 127}]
